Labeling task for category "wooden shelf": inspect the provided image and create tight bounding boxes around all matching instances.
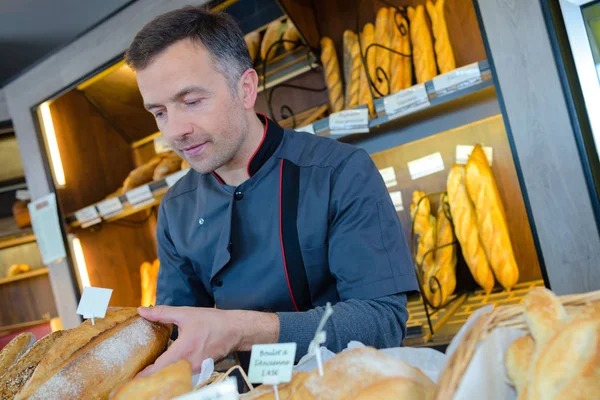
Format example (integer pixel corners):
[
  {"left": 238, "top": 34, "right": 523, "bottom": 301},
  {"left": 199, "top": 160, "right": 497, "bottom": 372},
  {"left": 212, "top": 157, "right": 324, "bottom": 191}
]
[
  {"left": 0, "top": 230, "right": 36, "bottom": 251},
  {"left": 0, "top": 268, "right": 49, "bottom": 286},
  {"left": 0, "top": 317, "right": 52, "bottom": 336}
]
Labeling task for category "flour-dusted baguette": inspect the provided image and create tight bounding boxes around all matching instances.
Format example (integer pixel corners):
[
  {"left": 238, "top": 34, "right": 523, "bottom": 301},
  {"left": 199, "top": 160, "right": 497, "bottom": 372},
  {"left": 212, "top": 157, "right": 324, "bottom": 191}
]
[
  {"left": 0, "top": 331, "right": 64, "bottom": 400},
  {"left": 426, "top": 0, "right": 456, "bottom": 74},
  {"left": 446, "top": 165, "right": 495, "bottom": 293},
  {"left": 0, "top": 334, "right": 36, "bottom": 378},
  {"left": 261, "top": 20, "right": 285, "bottom": 62},
  {"left": 244, "top": 31, "right": 261, "bottom": 64},
  {"left": 111, "top": 360, "right": 192, "bottom": 400},
  {"left": 407, "top": 5, "right": 437, "bottom": 83},
  {"left": 465, "top": 144, "right": 519, "bottom": 290},
  {"left": 320, "top": 36, "right": 345, "bottom": 113},
  {"left": 282, "top": 21, "right": 300, "bottom": 51},
  {"left": 343, "top": 30, "right": 361, "bottom": 110},
  {"left": 16, "top": 308, "right": 170, "bottom": 400},
  {"left": 374, "top": 7, "right": 392, "bottom": 96}
]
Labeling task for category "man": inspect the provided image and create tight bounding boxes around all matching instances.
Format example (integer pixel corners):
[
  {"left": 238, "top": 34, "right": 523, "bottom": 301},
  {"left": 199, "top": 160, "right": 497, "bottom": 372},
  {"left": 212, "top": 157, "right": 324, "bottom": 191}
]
[{"left": 126, "top": 6, "right": 419, "bottom": 376}]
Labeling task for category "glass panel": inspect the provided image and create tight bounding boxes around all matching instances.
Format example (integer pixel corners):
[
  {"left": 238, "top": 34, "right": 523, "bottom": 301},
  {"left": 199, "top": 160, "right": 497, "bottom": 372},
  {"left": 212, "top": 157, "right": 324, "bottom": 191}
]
[{"left": 583, "top": 1, "right": 600, "bottom": 82}]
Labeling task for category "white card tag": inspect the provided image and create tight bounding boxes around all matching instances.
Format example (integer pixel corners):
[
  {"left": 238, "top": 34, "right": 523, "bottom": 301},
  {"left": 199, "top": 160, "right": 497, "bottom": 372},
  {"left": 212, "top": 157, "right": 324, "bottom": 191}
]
[
  {"left": 329, "top": 109, "right": 369, "bottom": 134},
  {"left": 154, "top": 135, "right": 172, "bottom": 154},
  {"left": 433, "top": 63, "right": 482, "bottom": 95},
  {"left": 383, "top": 83, "right": 430, "bottom": 119},
  {"left": 125, "top": 185, "right": 154, "bottom": 208},
  {"left": 76, "top": 286, "right": 113, "bottom": 324},
  {"left": 408, "top": 152, "right": 445, "bottom": 180},
  {"left": 97, "top": 197, "right": 124, "bottom": 219},
  {"left": 174, "top": 377, "right": 239, "bottom": 400},
  {"left": 165, "top": 168, "right": 190, "bottom": 187},
  {"left": 378, "top": 166, "right": 398, "bottom": 188},
  {"left": 390, "top": 191, "right": 403, "bottom": 212},
  {"left": 248, "top": 343, "right": 296, "bottom": 384},
  {"left": 75, "top": 206, "right": 101, "bottom": 228},
  {"left": 28, "top": 193, "right": 66, "bottom": 265},
  {"left": 297, "top": 124, "right": 315, "bottom": 135},
  {"left": 455, "top": 145, "right": 493, "bottom": 165}
]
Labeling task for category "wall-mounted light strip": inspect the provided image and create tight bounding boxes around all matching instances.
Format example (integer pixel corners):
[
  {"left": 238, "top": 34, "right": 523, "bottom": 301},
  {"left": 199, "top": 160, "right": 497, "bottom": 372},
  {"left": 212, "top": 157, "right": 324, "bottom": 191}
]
[
  {"left": 39, "top": 102, "right": 66, "bottom": 187},
  {"left": 71, "top": 236, "right": 90, "bottom": 288}
]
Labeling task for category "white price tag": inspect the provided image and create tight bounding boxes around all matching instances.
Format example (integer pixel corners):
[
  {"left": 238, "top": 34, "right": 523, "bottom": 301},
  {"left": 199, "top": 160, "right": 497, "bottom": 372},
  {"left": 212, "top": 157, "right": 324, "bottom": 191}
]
[
  {"left": 455, "top": 145, "right": 493, "bottom": 165},
  {"left": 28, "top": 193, "right": 66, "bottom": 265},
  {"left": 433, "top": 63, "right": 482, "bottom": 95},
  {"left": 248, "top": 343, "right": 296, "bottom": 384},
  {"left": 97, "top": 197, "right": 124, "bottom": 218},
  {"left": 329, "top": 109, "right": 369, "bottom": 134},
  {"left": 75, "top": 206, "right": 101, "bottom": 228},
  {"left": 165, "top": 168, "right": 190, "bottom": 187},
  {"left": 408, "top": 152, "right": 445, "bottom": 180},
  {"left": 378, "top": 166, "right": 398, "bottom": 188},
  {"left": 125, "top": 185, "right": 154, "bottom": 208},
  {"left": 383, "top": 83, "right": 430, "bottom": 119},
  {"left": 76, "top": 286, "right": 113, "bottom": 325},
  {"left": 174, "top": 377, "right": 239, "bottom": 400},
  {"left": 390, "top": 191, "right": 403, "bottom": 212},
  {"left": 297, "top": 124, "right": 315, "bottom": 135},
  {"left": 154, "top": 134, "right": 172, "bottom": 154}
]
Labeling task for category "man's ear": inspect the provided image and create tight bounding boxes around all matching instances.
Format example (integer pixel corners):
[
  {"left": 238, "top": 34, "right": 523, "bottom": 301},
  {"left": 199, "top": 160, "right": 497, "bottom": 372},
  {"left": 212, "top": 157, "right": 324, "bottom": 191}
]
[{"left": 239, "top": 68, "right": 259, "bottom": 110}]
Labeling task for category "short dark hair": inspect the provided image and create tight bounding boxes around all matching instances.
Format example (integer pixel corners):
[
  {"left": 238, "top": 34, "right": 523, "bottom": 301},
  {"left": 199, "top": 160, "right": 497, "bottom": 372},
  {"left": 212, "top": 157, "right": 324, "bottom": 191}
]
[{"left": 126, "top": 6, "right": 252, "bottom": 88}]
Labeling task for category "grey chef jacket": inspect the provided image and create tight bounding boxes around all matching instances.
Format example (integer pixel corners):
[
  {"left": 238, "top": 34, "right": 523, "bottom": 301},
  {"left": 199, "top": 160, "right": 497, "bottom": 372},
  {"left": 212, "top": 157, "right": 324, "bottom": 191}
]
[{"left": 156, "top": 114, "right": 419, "bottom": 312}]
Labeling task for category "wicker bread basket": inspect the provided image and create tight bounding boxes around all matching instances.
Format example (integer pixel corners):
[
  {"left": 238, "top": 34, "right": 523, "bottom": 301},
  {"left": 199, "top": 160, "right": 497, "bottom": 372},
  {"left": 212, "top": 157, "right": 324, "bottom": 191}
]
[{"left": 433, "top": 288, "right": 600, "bottom": 400}]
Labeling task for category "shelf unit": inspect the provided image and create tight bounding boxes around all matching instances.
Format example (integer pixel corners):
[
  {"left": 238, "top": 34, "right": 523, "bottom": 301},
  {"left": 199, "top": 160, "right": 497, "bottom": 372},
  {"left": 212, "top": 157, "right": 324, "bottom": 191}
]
[
  {"left": 0, "top": 268, "right": 49, "bottom": 286},
  {"left": 0, "top": 230, "right": 36, "bottom": 250}
]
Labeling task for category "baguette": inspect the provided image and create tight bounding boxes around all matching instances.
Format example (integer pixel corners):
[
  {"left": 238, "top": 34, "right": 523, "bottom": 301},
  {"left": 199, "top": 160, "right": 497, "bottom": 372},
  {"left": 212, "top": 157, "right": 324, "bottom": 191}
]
[
  {"left": 522, "top": 287, "right": 567, "bottom": 345},
  {"left": 282, "top": 21, "right": 300, "bottom": 51},
  {"left": 320, "top": 37, "right": 345, "bottom": 113},
  {"left": 410, "top": 191, "right": 431, "bottom": 237},
  {"left": 0, "top": 334, "right": 36, "bottom": 378},
  {"left": 465, "top": 144, "right": 519, "bottom": 290},
  {"left": 0, "top": 331, "right": 64, "bottom": 400},
  {"left": 374, "top": 7, "right": 391, "bottom": 96},
  {"left": 261, "top": 20, "right": 285, "bottom": 62},
  {"left": 389, "top": 8, "right": 412, "bottom": 93},
  {"left": 343, "top": 30, "right": 361, "bottom": 110},
  {"left": 446, "top": 165, "right": 495, "bottom": 293},
  {"left": 426, "top": 0, "right": 456, "bottom": 74},
  {"left": 16, "top": 308, "right": 170, "bottom": 400},
  {"left": 359, "top": 23, "right": 376, "bottom": 116},
  {"left": 152, "top": 153, "right": 183, "bottom": 181},
  {"left": 407, "top": 6, "right": 437, "bottom": 83},
  {"left": 244, "top": 31, "right": 261, "bottom": 64},
  {"left": 430, "top": 195, "right": 457, "bottom": 306},
  {"left": 505, "top": 335, "right": 535, "bottom": 399},
  {"left": 111, "top": 360, "right": 192, "bottom": 400},
  {"left": 122, "top": 158, "right": 162, "bottom": 193}
]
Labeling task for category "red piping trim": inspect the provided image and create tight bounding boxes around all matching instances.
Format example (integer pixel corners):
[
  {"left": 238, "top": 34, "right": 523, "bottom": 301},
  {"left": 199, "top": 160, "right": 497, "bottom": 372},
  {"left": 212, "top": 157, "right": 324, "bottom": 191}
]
[
  {"left": 247, "top": 114, "right": 269, "bottom": 178},
  {"left": 211, "top": 171, "right": 225, "bottom": 185},
  {"left": 279, "top": 159, "right": 299, "bottom": 312}
]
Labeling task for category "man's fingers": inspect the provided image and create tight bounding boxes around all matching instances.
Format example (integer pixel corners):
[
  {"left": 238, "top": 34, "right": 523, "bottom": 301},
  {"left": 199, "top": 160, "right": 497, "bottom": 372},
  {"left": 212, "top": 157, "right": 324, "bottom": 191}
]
[
  {"left": 136, "top": 340, "right": 186, "bottom": 377},
  {"left": 137, "top": 305, "right": 180, "bottom": 324}
]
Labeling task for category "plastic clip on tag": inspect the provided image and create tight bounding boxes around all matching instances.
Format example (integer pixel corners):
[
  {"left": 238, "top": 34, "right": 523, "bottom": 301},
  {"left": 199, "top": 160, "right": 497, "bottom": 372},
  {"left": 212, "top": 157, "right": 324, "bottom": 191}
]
[{"left": 308, "top": 302, "right": 334, "bottom": 376}]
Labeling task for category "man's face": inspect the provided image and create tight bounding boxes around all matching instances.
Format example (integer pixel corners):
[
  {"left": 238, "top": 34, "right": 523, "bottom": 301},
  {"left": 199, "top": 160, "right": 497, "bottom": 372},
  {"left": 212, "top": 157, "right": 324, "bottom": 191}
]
[{"left": 136, "top": 39, "right": 249, "bottom": 174}]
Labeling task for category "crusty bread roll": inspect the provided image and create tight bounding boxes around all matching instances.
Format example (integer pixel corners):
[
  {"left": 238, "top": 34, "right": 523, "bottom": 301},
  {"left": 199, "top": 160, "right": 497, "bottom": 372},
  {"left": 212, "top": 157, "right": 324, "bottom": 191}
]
[
  {"left": 465, "top": 144, "right": 519, "bottom": 290},
  {"left": 0, "top": 331, "right": 64, "bottom": 400},
  {"left": 7, "top": 264, "right": 31, "bottom": 278},
  {"left": 292, "top": 347, "right": 435, "bottom": 399},
  {"left": 374, "top": 7, "right": 391, "bottom": 96},
  {"left": 282, "top": 21, "right": 300, "bottom": 51},
  {"left": 522, "top": 287, "right": 567, "bottom": 345},
  {"left": 343, "top": 30, "right": 361, "bottom": 110},
  {"left": 407, "top": 5, "right": 437, "bottom": 83},
  {"left": 153, "top": 154, "right": 183, "bottom": 181},
  {"left": 16, "top": 308, "right": 170, "bottom": 400},
  {"left": 389, "top": 8, "right": 412, "bottom": 93},
  {"left": 505, "top": 335, "right": 535, "bottom": 398},
  {"left": 320, "top": 36, "right": 345, "bottom": 113},
  {"left": 0, "top": 333, "right": 36, "bottom": 377},
  {"left": 446, "top": 165, "right": 495, "bottom": 293},
  {"left": 245, "top": 31, "right": 261, "bottom": 64},
  {"left": 261, "top": 20, "right": 285, "bottom": 62},
  {"left": 111, "top": 360, "right": 192, "bottom": 400},
  {"left": 426, "top": 0, "right": 456, "bottom": 74},
  {"left": 122, "top": 158, "right": 162, "bottom": 193}
]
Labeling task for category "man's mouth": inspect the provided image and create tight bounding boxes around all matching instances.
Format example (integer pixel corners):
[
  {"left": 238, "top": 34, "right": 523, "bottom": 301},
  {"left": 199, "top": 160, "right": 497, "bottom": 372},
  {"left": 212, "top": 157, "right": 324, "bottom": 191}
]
[{"left": 182, "top": 142, "right": 207, "bottom": 157}]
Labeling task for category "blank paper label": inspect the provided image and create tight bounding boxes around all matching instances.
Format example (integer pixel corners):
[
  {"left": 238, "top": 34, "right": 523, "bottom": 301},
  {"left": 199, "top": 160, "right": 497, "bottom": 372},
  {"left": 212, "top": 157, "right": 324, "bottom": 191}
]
[
  {"left": 97, "top": 197, "right": 124, "bottom": 218},
  {"left": 125, "top": 185, "right": 154, "bottom": 207},
  {"left": 383, "top": 83, "right": 430, "bottom": 119},
  {"left": 408, "top": 153, "right": 445, "bottom": 180},
  {"left": 390, "top": 191, "right": 403, "bottom": 212},
  {"left": 379, "top": 166, "right": 398, "bottom": 188},
  {"left": 75, "top": 206, "right": 101, "bottom": 228}
]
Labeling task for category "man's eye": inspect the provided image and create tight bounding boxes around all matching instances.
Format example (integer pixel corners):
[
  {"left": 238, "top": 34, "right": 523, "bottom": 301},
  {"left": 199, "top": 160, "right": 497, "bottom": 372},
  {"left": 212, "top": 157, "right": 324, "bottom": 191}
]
[
  {"left": 154, "top": 111, "right": 165, "bottom": 119},
  {"left": 185, "top": 100, "right": 200, "bottom": 106}
]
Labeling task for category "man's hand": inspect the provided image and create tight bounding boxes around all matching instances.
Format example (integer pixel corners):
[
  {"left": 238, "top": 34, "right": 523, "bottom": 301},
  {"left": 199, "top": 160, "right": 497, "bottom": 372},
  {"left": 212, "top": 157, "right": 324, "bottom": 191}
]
[{"left": 136, "top": 306, "right": 280, "bottom": 376}]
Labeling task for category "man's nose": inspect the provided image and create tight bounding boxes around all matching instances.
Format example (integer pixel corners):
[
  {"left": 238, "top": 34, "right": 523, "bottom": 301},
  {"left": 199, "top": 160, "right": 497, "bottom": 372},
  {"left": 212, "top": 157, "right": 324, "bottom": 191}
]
[{"left": 164, "top": 108, "right": 193, "bottom": 142}]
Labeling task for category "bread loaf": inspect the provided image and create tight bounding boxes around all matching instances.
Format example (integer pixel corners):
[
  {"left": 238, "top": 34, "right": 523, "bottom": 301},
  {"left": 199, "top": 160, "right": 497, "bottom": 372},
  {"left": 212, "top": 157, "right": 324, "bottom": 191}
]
[
  {"left": 343, "top": 30, "right": 361, "bottom": 110},
  {"left": 430, "top": 195, "right": 457, "bottom": 306},
  {"left": 465, "top": 144, "right": 519, "bottom": 290},
  {"left": 0, "top": 334, "right": 36, "bottom": 377},
  {"left": 0, "top": 331, "right": 64, "bottom": 400},
  {"left": 522, "top": 287, "right": 567, "bottom": 345},
  {"left": 122, "top": 158, "right": 162, "bottom": 193},
  {"left": 358, "top": 23, "right": 376, "bottom": 116},
  {"left": 407, "top": 5, "right": 437, "bottom": 83},
  {"left": 6, "top": 264, "right": 31, "bottom": 278},
  {"left": 282, "top": 22, "right": 300, "bottom": 51},
  {"left": 446, "top": 165, "right": 495, "bottom": 293},
  {"left": 374, "top": 7, "right": 391, "bottom": 96},
  {"left": 389, "top": 8, "right": 412, "bottom": 93},
  {"left": 16, "top": 308, "right": 170, "bottom": 400},
  {"left": 426, "top": 0, "right": 456, "bottom": 74},
  {"left": 153, "top": 154, "right": 182, "bottom": 181},
  {"left": 111, "top": 360, "right": 192, "bottom": 400},
  {"left": 245, "top": 31, "right": 261, "bottom": 63},
  {"left": 239, "top": 372, "right": 308, "bottom": 400},
  {"left": 410, "top": 191, "right": 431, "bottom": 237},
  {"left": 320, "top": 37, "right": 345, "bottom": 113},
  {"left": 505, "top": 335, "right": 535, "bottom": 399},
  {"left": 261, "top": 20, "right": 285, "bottom": 62}
]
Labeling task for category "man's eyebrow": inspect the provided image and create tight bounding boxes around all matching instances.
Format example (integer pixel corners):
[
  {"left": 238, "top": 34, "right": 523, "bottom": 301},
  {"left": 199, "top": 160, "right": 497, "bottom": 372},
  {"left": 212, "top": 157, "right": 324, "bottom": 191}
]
[{"left": 144, "top": 86, "right": 212, "bottom": 111}]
